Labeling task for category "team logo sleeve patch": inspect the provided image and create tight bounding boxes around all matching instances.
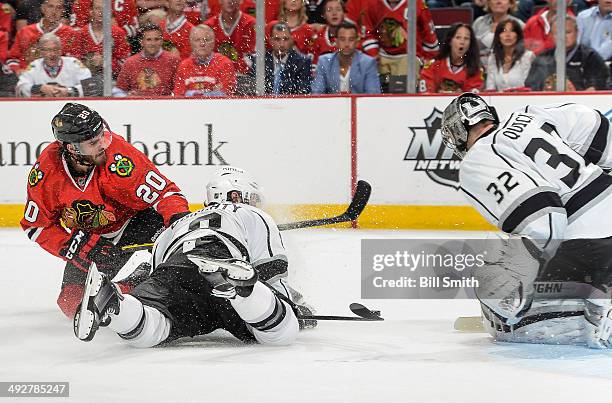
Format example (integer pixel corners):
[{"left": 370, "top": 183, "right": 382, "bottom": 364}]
[
  {"left": 28, "top": 163, "right": 44, "bottom": 187},
  {"left": 108, "top": 154, "right": 135, "bottom": 177}
]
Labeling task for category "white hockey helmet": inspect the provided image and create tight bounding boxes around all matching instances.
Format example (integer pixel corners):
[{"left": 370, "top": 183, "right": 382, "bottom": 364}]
[
  {"left": 204, "top": 167, "right": 264, "bottom": 207},
  {"left": 441, "top": 93, "right": 499, "bottom": 159}
]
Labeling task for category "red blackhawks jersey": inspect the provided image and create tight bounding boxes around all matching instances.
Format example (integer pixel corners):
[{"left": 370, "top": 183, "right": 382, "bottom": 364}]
[
  {"left": 418, "top": 57, "right": 483, "bottom": 93},
  {"left": 72, "top": 24, "right": 131, "bottom": 76},
  {"left": 0, "top": 31, "right": 7, "bottom": 64},
  {"left": 204, "top": 12, "right": 255, "bottom": 74},
  {"left": 173, "top": 53, "right": 236, "bottom": 96},
  {"left": 160, "top": 16, "right": 194, "bottom": 60},
  {"left": 115, "top": 50, "right": 181, "bottom": 96},
  {"left": 72, "top": 0, "right": 139, "bottom": 36},
  {"left": 6, "top": 22, "right": 77, "bottom": 73},
  {"left": 207, "top": 0, "right": 279, "bottom": 23},
  {"left": 21, "top": 134, "right": 188, "bottom": 260},
  {"left": 358, "top": 0, "right": 438, "bottom": 59}
]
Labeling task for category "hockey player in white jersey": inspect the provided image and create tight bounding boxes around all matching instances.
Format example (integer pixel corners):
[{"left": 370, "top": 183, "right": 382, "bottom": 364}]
[
  {"left": 73, "top": 170, "right": 300, "bottom": 347},
  {"left": 441, "top": 93, "right": 612, "bottom": 348}
]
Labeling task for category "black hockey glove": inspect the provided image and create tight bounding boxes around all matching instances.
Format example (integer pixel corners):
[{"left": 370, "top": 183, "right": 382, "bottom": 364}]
[
  {"left": 60, "top": 230, "right": 131, "bottom": 275},
  {"left": 169, "top": 211, "right": 191, "bottom": 226}
]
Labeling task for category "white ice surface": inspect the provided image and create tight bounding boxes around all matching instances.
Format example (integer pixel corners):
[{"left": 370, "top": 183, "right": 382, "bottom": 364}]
[{"left": 1, "top": 228, "right": 611, "bottom": 403}]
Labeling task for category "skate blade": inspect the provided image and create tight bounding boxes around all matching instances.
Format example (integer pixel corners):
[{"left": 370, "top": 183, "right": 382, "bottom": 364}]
[{"left": 74, "top": 263, "right": 102, "bottom": 341}]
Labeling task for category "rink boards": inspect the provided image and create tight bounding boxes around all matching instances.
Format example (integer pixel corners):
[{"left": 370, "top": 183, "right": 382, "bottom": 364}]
[{"left": 0, "top": 93, "right": 610, "bottom": 228}]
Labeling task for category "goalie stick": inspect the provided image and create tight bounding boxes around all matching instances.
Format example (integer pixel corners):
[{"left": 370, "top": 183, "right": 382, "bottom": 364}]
[{"left": 120, "top": 180, "right": 372, "bottom": 251}]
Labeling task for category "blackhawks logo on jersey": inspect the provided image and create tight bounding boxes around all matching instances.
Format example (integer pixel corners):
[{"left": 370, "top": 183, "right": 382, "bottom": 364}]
[
  {"left": 109, "top": 154, "right": 134, "bottom": 177},
  {"left": 28, "top": 163, "right": 44, "bottom": 187},
  {"left": 403, "top": 108, "right": 461, "bottom": 189},
  {"left": 218, "top": 41, "right": 239, "bottom": 62},
  {"left": 61, "top": 200, "right": 116, "bottom": 230}
]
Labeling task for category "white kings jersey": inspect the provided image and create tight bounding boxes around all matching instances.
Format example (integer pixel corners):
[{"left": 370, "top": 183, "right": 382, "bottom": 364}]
[
  {"left": 460, "top": 108, "right": 612, "bottom": 253},
  {"left": 152, "top": 203, "right": 288, "bottom": 280},
  {"left": 517, "top": 103, "right": 612, "bottom": 170},
  {"left": 15, "top": 56, "right": 92, "bottom": 97}
]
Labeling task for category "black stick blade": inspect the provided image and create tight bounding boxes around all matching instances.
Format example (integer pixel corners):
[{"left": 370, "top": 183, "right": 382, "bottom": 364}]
[
  {"left": 344, "top": 180, "right": 372, "bottom": 221},
  {"left": 349, "top": 303, "right": 383, "bottom": 321}
]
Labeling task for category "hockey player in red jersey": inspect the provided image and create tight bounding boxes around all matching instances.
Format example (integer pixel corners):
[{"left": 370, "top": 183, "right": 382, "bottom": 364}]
[{"left": 21, "top": 103, "right": 190, "bottom": 319}]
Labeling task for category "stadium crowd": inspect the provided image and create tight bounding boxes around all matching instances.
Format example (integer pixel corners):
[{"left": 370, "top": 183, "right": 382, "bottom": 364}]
[{"left": 0, "top": 0, "right": 610, "bottom": 97}]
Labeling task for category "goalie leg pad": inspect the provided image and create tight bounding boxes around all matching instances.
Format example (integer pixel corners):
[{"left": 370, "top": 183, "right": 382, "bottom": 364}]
[{"left": 231, "top": 282, "right": 298, "bottom": 346}]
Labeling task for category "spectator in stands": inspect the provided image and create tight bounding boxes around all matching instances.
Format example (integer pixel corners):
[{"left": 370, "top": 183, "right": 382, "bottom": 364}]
[
  {"left": 358, "top": 0, "right": 439, "bottom": 78},
  {"left": 173, "top": 24, "right": 236, "bottom": 96},
  {"left": 16, "top": 33, "right": 91, "bottom": 97},
  {"left": 312, "top": 0, "right": 346, "bottom": 63},
  {"left": 525, "top": 15, "right": 608, "bottom": 90},
  {"left": 160, "top": 0, "right": 194, "bottom": 60},
  {"left": 114, "top": 23, "right": 180, "bottom": 97},
  {"left": 250, "top": 22, "right": 311, "bottom": 95},
  {"left": 419, "top": 23, "right": 483, "bottom": 93},
  {"left": 206, "top": 0, "right": 280, "bottom": 23},
  {"left": 485, "top": 18, "right": 535, "bottom": 90},
  {"left": 73, "top": 0, "right": 131, "bottom": 78},
  {"left": 137, "top": 0, "right": 168, "bottom": 14},
  {"left": 0, "top": 30, "right": 7, "bottom": 63},
  {"left": 139, "top": 8, "right": 166, "bottom": 27},
  {"left": 73, "top": 0, "right": 139, "bottom": 38},
  {"left": 472, "top": 0, "right": 524, "bottom": 64},
  {"left": 1, "top": 2, "right": 14, "bottom": 35},
  {"left": 577, "top": 0, "right": 612, "bottom": 61},
  {"left": 7, "top": 0, "right": 77, "bottom": 74},
  {"left": 266, "top": 0, "right": 318, "bottom": 58},
  {"left": 523, "top": 0, "right": 573, "bottom": 55},
  {"left": 312, "top": 21, "right": 380, "bottom": 94},
  {"left": 204, "top": 0, "right": 256, "bottom": 76},
  {"left": 15, "top": 0, "right": 71, "bottom": 32},
  {"left": 305, "top": 0, "right": 327, "bottom": 24}
]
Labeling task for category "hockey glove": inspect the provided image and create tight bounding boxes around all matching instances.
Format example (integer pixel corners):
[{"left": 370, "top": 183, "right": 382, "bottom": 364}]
[{"left": 60, "top": 230, "right": 130, "bottom": 275}]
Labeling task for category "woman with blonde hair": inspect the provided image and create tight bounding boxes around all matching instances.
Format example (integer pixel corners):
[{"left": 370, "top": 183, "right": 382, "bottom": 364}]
[
  {"left": 267, "top": 0, "right": 317, "bottom": 57},
  {"left": 485, "top": 18, "right": 534, "bottom": 91}
]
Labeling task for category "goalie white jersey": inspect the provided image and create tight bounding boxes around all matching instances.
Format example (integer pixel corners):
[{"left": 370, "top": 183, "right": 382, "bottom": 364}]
[
  {"left": 460, "top": 109, "right": 612, "bottom": 250},
  {"left": 517, "top": 103, "right": 612, "bottom": 170},
  {"left": 152, "top": 203, "right": 287, "bottom": 277}
]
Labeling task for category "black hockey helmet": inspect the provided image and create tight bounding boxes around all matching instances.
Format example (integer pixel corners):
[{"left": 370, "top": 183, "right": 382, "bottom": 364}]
[{"left": 51, "top": 102, "right": 104, "bottom": 144}]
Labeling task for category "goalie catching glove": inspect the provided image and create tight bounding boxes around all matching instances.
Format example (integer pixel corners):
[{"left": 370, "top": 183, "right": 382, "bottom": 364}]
[{"left": 60, "top": 229, "right": 131, "bottom": 275}]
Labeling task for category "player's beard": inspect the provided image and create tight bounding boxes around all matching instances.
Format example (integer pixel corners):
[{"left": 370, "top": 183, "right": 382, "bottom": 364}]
[{"left": 68, "top": 149, "right": 107, "bottom": 170}]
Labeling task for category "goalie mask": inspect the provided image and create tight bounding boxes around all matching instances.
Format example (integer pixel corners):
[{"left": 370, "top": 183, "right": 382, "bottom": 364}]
[
  {"left": 52, "top": 103, "right": 112, "bottom": 166},
  {"left": 441, "top": 93, "right": 499, "bottom": 159},
  {"left": 204, "top": 168, "right": 264, "bottom": 207}
]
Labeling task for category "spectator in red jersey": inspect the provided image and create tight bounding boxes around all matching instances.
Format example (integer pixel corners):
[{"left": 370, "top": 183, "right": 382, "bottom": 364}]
[
  {"left": 22, "top": 102, "right": 189, "bottom": 318},
  {"left": 73, "top": 0, "right": 131, "bottom": 78},
  {"left": 523, "top": 0, "right": 573, "bottom": 55},
  {"left": 311, "top": 0, "right": 344, "bottom": 63},
  {"left": 160, "top": 0, "right": 194, "bottom": 59},
  {"left": 266, "top": 0, "right": 317, "bottom": 58},
  {"left": 358, "top": 0, "right": 439, "bottom": 77},
  {"left": 419, "top": 23, "right": 483, "bottom": 93},
  {"left": 114, "top": 23, "right": 181, "bottom": 96},
  {"left": 204, "top": 0, "right": 255, "bottom": 76},
  {"left": 0, "top": 30, "right": 9, "bottom": 63},
  {"left": 173, "top": 24, "right": 236, "bottom": 96},
  {"left": 15, "top": 0, "right": 71, "bottom": 32},
  {"left": 73, "top": 0, "right": 139, "bottom": 37},
  {"left": 6, "top": 0, "right": 77, "bottom": 74},
  {"left": 206, "top": 0, "right": 280, "bottom": 23},
  {"left": 0, "top": 2, "right": 13, "bottom": 35}
]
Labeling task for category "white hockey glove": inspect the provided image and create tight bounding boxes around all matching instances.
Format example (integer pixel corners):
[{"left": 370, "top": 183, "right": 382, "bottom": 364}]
[{"left": 475, "top": 234, "right": 542, "bottom": 325}]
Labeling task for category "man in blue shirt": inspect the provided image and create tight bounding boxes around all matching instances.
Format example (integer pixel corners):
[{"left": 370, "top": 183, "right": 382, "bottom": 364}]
[{"left": 577, "top": 0, "right": 612, "bottom": 60}]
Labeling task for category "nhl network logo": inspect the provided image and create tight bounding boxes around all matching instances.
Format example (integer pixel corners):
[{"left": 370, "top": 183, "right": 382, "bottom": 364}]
[{"left": 403, "top": 108, "right": 461, "bottom": 189}]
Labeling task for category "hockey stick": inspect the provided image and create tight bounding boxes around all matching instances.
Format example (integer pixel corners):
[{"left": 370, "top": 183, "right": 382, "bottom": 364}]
[
  {"left": 296, "top": 303, "right": 384, "bottom": 322},
  {"left": 453, "top": 316, "right": 485, "bottom": 332},
  {"left": 119, "top": 180, "right": 371, "bottom": 251},
  {"left": 277, "top": 180, "right": 372, "bottom": 231}
]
